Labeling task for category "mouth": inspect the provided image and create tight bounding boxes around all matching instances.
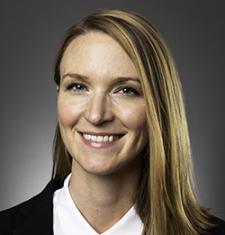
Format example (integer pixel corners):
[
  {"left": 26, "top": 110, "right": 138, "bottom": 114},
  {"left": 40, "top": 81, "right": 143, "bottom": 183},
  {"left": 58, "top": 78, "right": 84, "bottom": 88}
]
[{"left": 77, "top": 131, "right": 125, "bottom": 148}]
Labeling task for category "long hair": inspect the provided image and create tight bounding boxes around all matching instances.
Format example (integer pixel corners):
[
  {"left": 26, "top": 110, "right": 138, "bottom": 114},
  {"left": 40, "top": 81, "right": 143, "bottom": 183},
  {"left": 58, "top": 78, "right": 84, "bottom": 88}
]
[{"left": 52, "top": 9, "right": 214, "bottom": 235}]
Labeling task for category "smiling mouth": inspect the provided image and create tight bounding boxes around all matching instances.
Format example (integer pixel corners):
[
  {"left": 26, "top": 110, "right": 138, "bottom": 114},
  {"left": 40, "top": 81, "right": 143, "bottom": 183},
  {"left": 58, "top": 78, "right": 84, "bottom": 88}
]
[
  {"left": 77, "top": 131, "right": 125, "bottom": 149},
  {"left": 78, "top": 131, "right": 125, "bottom": 143}
]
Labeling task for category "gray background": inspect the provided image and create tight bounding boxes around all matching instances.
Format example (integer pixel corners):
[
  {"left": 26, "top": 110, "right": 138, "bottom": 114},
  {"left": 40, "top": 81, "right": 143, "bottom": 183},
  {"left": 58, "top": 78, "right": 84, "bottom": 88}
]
[{"left": 0, "top": 0, "right": 224, "bottom": 219}]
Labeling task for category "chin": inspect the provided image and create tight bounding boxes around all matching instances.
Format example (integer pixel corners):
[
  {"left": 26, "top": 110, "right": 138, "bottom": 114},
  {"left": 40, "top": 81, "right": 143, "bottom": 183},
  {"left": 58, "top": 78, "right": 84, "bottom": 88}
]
[
  {"left": 80, "top": 160, "right": 120, "bottom": 176},
  {"left": 71, "top": 155, "right": 120, "bottom": 176},
  {"left": 76, "top": 155, "right": 138, "bottom": 177}
]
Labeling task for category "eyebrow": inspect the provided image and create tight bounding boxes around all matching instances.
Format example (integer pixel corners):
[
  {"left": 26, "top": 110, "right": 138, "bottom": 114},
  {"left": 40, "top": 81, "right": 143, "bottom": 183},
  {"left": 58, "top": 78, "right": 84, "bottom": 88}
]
[{"left": 61, "top": 73, "right": 141, "bottom": 84}]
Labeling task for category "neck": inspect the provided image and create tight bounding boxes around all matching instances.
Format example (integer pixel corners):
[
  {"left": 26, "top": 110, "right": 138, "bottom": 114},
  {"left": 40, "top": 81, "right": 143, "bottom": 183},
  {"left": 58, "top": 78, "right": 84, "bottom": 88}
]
[{"left": 69, "top": 159, "right": 141, "bottom": 233}]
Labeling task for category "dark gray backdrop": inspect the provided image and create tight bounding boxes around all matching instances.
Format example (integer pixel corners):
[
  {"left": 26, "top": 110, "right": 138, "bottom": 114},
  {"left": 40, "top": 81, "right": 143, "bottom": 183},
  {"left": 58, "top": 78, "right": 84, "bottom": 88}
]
[{"left": 1, "top": 0, "right": 224, "bottom": 219}]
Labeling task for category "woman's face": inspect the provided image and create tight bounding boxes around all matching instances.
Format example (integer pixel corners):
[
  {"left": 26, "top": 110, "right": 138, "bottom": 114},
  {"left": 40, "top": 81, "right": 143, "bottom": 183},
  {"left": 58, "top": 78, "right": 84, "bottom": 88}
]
[{"left": 57, "top": 31, "right": 148, "bottom": 176}]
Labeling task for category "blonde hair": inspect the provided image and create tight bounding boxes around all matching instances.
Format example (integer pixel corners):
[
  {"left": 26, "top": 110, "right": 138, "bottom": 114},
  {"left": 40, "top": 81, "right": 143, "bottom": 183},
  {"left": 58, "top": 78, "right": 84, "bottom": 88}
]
[{"left": 52, "top": 9, "right": 215, "bottom": 235}]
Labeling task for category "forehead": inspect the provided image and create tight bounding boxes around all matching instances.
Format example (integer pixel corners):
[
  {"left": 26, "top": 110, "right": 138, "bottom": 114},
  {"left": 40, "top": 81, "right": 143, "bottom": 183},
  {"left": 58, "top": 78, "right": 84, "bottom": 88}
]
[{"left": 60, "top": 31, "right": 138, "bottom": 79}]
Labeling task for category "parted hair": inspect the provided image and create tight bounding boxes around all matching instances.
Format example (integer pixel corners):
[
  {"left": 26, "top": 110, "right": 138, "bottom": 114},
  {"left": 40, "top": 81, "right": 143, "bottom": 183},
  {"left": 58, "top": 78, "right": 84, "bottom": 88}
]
[{"left": 52, "top": 9, "right": 214, "bottom": 235}]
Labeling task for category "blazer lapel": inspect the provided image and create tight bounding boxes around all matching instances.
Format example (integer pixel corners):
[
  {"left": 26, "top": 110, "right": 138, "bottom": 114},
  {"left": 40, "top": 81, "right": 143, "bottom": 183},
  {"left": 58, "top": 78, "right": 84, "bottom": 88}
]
[
  {"left": 12, "top": 176, "right": 66, "bottom": 235},
  {"left": 13, "top": 198, "right": 53, "bottom": 235}
]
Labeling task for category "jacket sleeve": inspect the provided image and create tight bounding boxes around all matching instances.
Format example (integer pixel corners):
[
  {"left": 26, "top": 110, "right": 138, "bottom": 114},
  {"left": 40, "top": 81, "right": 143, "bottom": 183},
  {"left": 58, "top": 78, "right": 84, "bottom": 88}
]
[{"left": 0, "top": 206, "right": 21, "bottom": 234}]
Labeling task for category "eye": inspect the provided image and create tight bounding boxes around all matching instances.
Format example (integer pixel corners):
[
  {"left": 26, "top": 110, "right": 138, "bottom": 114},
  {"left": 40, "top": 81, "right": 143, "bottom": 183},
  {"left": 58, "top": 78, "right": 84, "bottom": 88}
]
[
  {"left": 66, "top": 83, "right": 87, "bottom": 93},
  {"left": 117, "top": 86, "right": 140, "bottom": 96}
]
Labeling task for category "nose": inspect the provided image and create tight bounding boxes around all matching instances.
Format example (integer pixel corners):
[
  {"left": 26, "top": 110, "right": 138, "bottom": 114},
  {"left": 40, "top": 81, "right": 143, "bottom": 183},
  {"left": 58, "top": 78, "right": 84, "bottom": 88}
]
[{"left": 84, "top": 93, "right": 114, "bottom": 125}]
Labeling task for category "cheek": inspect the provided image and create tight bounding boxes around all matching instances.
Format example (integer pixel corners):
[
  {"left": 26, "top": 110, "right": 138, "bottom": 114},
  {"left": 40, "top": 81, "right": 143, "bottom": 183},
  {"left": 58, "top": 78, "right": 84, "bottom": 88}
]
[
  {"left": 57, "top": 98, "right": 79, "bottom": 127},
  {"left": 118, "top": 101, "right": 147, "bottom": 130}
]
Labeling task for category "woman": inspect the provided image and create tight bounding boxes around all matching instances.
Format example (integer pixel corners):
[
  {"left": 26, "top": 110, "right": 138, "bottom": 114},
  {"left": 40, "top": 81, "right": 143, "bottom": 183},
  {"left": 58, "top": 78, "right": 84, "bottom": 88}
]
[{"left": 0, "top": 9, "right": 224, "bottom": 235}]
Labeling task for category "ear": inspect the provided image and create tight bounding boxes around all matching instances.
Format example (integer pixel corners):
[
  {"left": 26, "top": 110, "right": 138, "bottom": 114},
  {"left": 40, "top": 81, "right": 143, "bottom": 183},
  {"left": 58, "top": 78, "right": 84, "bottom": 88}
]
[{"left": 56, "top": 85, "right": 59, "bottom": 93}]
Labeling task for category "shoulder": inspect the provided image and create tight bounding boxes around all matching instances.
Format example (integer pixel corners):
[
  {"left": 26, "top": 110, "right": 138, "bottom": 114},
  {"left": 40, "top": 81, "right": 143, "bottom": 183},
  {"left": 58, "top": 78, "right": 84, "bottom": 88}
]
[
  {"left": 204, "top": 216, "right": 225, "bottom": 235},
  {"left": 0, "top": 176, "right": 66, "bottom": 234},
  {"left": 0, "top": 193, "right": 41, "bottom": 231}
]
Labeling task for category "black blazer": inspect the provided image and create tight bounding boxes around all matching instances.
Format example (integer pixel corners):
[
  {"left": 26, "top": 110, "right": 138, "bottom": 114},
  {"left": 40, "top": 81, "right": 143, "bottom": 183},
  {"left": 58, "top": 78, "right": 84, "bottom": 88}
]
[{"left": 0, "top": 176, "right": 225, "bottom": 235}]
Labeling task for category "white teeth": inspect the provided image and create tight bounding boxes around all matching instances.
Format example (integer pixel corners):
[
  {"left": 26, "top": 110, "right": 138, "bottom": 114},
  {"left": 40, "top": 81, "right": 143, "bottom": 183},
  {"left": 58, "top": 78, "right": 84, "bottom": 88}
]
[
  {"left": 97, "top": 136, "right": 103, "bottom": 142},
  {"left": 84, "top": 134, "right": 91, "bottom": 140},
  {"left": 91, "top": 135, "right": 97, "bottom": 141},
  {"left": 82, "top": 134, "right": 119, "bottom": 142}
]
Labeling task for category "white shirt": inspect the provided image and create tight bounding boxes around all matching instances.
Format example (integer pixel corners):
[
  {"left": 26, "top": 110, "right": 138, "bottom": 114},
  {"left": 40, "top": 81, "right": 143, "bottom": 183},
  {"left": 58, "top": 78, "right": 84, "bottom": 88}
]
[{"left": 53, "top": 174, "right": 144, "bottom": 235}]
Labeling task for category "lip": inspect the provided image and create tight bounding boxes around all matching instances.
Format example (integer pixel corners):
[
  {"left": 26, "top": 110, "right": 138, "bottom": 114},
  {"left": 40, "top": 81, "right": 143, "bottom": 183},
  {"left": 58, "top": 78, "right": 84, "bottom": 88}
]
[{"left": 78, "top": 131, "right": 125, "bottom": 149}]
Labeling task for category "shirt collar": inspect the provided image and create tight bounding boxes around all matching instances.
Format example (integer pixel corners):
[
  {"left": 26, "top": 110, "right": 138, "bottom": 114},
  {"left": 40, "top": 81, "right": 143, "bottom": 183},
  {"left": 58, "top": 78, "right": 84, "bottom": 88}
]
[{"left": 53, "top": 174, "right": 144, "bottom": 235}]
